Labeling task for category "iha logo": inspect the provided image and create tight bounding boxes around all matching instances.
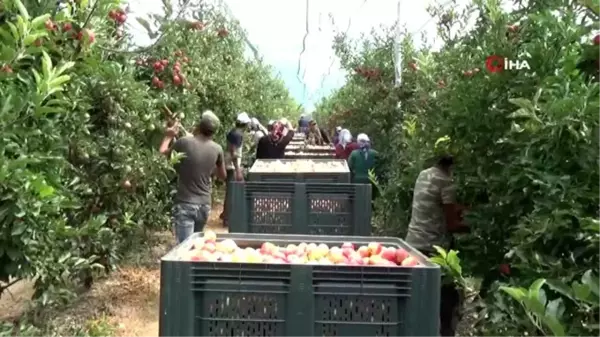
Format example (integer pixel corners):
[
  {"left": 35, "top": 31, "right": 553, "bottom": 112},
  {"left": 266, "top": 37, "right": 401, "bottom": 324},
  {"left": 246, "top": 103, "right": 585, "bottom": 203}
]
[{"left": 485, "top": 55, "right": 531, "bottom": 73}]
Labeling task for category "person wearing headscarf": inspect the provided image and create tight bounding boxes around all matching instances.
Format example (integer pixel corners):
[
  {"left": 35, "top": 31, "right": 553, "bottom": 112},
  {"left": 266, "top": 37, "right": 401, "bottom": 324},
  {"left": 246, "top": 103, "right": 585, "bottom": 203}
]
[
  {"left": 348, "top": 133, "right": 378, "bottom": 184},
  {"left": 332, "top": 126, "right": 342, "bottom": 145},
  {"left": 256, "top": 119, "right": 295, "bottom": 159},
  {"left": 334, "top": 129, "right": 359, "bottom": 160}
]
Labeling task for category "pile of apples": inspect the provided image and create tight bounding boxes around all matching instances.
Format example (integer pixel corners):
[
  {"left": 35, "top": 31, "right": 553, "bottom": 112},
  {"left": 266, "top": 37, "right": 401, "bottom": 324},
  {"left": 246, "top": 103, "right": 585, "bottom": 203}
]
[
  {"left": 284, "top": 152, "right": 333, "bottom": 157},
  {"left": 250, "top": 159, "right": 347, "bottom": 173},
  {"left": 177, "top": 231, "right": 421, "bottom": 267},
  {"left": 305, "top": 145, "right": 334, "bottom": 150}
]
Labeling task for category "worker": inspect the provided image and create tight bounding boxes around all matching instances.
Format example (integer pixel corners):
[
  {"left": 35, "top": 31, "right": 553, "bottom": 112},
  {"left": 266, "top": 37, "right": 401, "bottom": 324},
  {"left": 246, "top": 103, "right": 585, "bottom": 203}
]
[
  {"left": 220, "top": 112, "right": 251, "bottom": 227},
  {"left": 250, "top": 117, "right": 268, "bottom": 146},
  {"left": 297, "top": 115, "right": 309, "bottom": 134},
  {"left": 256, "top": 119, "right": 295, "bottom": 159},
  {"left": 334, "top": 129, "right": 359, "bottom": 160},
  {"left": 306, "top": 119, "right": 331, "bottom": 145},
  {"left": 332, "top": 126, "right": 342, "bottom": 145},
  {"left": 267, "top": 119, "right": 275, "bottom": 132},
  {"left": 158, "top": 111, "right": 226, "bottom": 243},
  {"left": 347, "top": 133, "right": 377, "bottom": 184},
  {"left": 404, "top": 154, "right": 469, "bottom": 337}
]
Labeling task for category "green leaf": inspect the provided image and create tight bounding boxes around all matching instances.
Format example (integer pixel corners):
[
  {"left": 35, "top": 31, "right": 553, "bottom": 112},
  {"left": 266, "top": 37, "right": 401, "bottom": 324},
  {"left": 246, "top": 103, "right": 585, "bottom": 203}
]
[
  {"left": 30, "top": 14, "right": 51, "bottom": 29},
  {"left": 581, "top": 270, "right": 599, "bottom": 297},
  {"left": 543, "top": 315, "right": 566, "bottom": 337},
  {"left": 446, "top": 250, "right": 462, "bottom": 275},
  {"left": 429, "top": 256, "right": 447, "bottom": 267},
  {"left": 7, "top": 22, "right": 20, "bottom": 40},
  {"left": 509, "top": 97, "right": 536, "bottom": 112},
  {"left": 41, "top": 50, "right": 53, "bottom": 78},
  {"left": 55, "top": 61, "right": 75, "bottom": 76},
  {"left": 500, "top": 285, "right": 527, "bottom": 301},
  {"left": 48, "top": 75, "right": 71, "bottom": 88},
  {"left": 13, "top": 0, "right": 30, "bottom": 21},
  {"left": 546, "top": 279, "right": 576, "bottom": 302},
  {"left": 11, "top": 221, "right": 26, "bottom": 236},
  {"left": 38, "top": 184, "right": 55, "bottom": 198},
  {"left": 572, "top": 281, "right": 591, "bottom": 301},
  {"left": 0, "top": 45, "right": 17, "bottom": 62},
  {"left": 432, "top": 245, "right": 447, "bottom": 259},
  {"left": 529, "top": 278, "right": 546, "bottom": 294},
  {"left": 545, "top": 298, "right": 565, "bottom": 320},
  {"left": 23, "top": 32, "right": 47, "bottom": 46}
]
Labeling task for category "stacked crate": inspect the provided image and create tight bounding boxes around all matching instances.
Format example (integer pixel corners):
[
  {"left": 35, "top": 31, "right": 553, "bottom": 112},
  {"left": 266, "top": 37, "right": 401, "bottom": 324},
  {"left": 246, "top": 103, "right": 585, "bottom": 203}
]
[{"left": 158, "top": 122, "right": 442, "bottom": 336}]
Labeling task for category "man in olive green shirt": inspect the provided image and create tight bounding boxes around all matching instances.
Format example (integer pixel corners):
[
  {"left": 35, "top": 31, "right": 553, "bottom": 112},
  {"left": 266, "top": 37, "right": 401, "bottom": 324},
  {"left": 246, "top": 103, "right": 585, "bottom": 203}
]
[{"left": 405, "top": 154, "right": 468, "bottom": 337}]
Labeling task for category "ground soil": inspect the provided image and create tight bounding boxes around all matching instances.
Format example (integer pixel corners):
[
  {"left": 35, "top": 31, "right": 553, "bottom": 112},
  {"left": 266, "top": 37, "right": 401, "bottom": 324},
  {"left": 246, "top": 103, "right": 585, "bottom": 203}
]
[{"left": 0, "top": 203, "right": 227, "bottom": 337}]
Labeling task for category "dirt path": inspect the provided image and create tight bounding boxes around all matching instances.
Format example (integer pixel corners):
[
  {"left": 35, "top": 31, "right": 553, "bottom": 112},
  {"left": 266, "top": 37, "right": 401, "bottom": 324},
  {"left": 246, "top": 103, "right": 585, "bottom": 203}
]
[
  {"left": 109, "top": 203, "right": 226, "bottom": 337},
  {"left": 0, "top": 203, "right": 227, "bottom": 337}
]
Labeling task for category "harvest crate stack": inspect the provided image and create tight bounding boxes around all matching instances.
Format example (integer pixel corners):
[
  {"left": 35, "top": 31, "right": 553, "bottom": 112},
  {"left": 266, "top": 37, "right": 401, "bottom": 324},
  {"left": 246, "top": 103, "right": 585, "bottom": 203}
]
[{"left": 158, "top": 121, "right": 441, "bottom": 336}]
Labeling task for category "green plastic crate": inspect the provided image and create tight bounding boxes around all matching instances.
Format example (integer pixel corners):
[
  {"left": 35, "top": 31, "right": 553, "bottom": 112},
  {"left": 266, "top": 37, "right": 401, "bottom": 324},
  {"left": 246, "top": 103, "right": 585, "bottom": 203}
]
[
  {"left": 249, "top": 159, "right": 350, "bottom": 183},
  {"left": 229, "top": 182, "right": 372, "bottom": 235},
  {"left": 159, "top": 233, "right": 441, "bottom": 337}
]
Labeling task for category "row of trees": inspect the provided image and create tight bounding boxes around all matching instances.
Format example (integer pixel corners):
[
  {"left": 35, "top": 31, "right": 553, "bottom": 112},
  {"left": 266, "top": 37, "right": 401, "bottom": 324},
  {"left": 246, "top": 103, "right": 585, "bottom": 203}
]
[
  {"left": 0, "top": 0, "right": 297, "bottom": 326},
  {"left": 315, "top": 0, "right": 599, "bottom": 335}
]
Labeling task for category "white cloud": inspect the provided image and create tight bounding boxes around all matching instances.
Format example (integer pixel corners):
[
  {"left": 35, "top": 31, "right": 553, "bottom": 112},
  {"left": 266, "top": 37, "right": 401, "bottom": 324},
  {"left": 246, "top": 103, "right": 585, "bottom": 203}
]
[{"left": 126, "top": 0, "right": 455, "bottom": 110}]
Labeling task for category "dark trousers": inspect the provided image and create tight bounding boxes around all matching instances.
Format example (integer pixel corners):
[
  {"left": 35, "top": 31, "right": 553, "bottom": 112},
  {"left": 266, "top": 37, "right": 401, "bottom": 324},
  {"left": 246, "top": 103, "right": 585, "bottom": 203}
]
[
  {"left": 425, "top": 250, "right": 463, "bottom": 336},
  {"left": 219, "top": 169, "right": 235, "bottom": 225}
]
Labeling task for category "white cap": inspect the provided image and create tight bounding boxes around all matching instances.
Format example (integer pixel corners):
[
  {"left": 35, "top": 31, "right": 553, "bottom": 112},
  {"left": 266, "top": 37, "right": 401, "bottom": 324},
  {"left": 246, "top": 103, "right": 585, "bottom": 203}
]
[
  {"left": 280, "top": 117, "right": 289, "bottom": 125},
  {"left": 268, "top": 119, "right": 275, "bottom": 125},
  {"left": 357, "top": 133, "right": 369, "bottom": 142},
  {"left": 236, "top": 112, "right": 251, "bottom": 124},
  {"left": 336, "top": 126, "right": 342, "bottom": 131}
]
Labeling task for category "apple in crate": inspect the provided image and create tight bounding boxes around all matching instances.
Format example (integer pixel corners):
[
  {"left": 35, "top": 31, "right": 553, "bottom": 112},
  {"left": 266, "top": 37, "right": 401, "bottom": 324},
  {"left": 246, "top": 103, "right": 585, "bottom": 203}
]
[{"left": 179, "top": 235, "right": 423, "bottom": 267}]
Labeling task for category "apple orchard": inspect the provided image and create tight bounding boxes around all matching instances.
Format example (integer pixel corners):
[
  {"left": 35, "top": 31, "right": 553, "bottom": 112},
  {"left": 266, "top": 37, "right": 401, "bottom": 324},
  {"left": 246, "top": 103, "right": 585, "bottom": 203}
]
[{"left": 0, "top": 0, "right": 598, "bottom": 336}]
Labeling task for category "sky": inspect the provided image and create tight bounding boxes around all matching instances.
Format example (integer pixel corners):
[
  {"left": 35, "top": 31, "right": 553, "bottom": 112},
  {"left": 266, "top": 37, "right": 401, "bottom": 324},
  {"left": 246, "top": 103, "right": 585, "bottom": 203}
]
[{"left": 127, "top": 0, "right": 452, "bottom": 111}]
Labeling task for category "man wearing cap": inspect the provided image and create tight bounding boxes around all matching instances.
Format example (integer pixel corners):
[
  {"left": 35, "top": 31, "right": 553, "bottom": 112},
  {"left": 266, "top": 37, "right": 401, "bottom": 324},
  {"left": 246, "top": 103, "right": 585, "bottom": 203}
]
[
  {"left": 220, "top": 112, "right": 251, "bottom": 227},
  {"left": 158, "top": 111, "right": 227, "bottom": 243}
]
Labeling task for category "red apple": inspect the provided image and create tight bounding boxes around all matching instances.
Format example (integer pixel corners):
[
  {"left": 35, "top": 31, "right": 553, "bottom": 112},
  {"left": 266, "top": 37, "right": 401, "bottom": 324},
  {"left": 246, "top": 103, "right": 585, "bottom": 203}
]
[
  {"left": 357, "top": 246, "right": 370, "bottom": 258},
  {"left": 380, "top": 247, "right": 396, "bottom": 262},
  {"left": 203, "top": 242, "right": 216, "bottom": 253},
  {"left": 367, "top": 242, "right": 383, "bottom": 255},
  {"left": 395, "top": 248, "right": 409, "bottom": 264},
  {"left": 401, "top": 256, "right": 419, "bottom": 267},
  {"left": 342, "top": 247, "right": 355, "bottom": 257},
  {"left": 203, "top": 230, "right": 217, "bottom": 243},
  {"left": 284, "top": 244, "right": 298, "bottom": 255},
  {"left": 273, "top": 251, "right": 287, "bottom": 260}
]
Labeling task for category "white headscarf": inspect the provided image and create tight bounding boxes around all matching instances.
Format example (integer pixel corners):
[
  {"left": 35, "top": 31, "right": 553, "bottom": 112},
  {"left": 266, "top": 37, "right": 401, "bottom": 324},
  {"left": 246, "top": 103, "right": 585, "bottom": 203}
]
[
  {"left": 339, "top": 129, "right": 352, "bottom": 149},
  {"left": 357, "top": 133, "right": 369, "bottom": 143}
]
